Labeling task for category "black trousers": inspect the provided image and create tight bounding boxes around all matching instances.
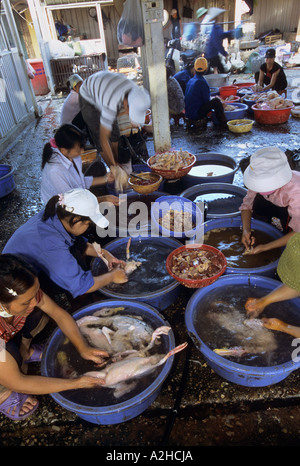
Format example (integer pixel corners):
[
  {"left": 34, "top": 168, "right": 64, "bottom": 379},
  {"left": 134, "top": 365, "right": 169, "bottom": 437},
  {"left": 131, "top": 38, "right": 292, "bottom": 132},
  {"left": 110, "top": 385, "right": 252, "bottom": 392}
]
[
  {"left": 208, "top": 55, "right": 226, "bottom": 74},
  {"left": 198, "top": 97, "right": 226, "bottom": 125}
]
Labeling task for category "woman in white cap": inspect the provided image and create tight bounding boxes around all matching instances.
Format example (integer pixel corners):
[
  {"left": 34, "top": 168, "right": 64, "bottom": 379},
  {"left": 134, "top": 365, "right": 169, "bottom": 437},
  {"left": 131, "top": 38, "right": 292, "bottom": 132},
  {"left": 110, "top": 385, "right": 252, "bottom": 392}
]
[
  {"left": 0, "top": 254, "right": 109, "bottom": 421},
  {"left": 240, "top": 146, "right": 300, "bottom": 253},
  {"left": 3, "top": 189, "right": 128, "bottom": 300}
]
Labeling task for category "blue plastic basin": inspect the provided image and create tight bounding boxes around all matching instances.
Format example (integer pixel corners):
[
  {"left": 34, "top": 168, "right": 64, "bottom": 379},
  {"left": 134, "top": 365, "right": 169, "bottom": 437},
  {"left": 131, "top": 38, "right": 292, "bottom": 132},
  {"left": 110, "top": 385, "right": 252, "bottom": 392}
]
[
  {"left": 185, "top": 274, "right": 300, "bottom": 387},
  {"left": 180, "top": 183, "right": 247, "bottom": 219},
  {"left": 150, "top": 195, "right": 203, "bottom": 240},
  {"left": 0, "top": 165, "right": 15, "bottom": 198},
  {"left": 181, "top": 153, "right": 237, "bottom": 189},
  {"left": 243, "top": 97, "right": 256, "bottom": 116},
  {"left": 94, "top": 236, "right": 183, "bottom": 310},
  {"left": 41, "top": 299, "right": 175, "bottom": 424},
  {"left": 223, "top": 102, "right": 248, "bottom": 121},
  {"left": 204, "top": 216, "right": 283, "bottom": 277}
]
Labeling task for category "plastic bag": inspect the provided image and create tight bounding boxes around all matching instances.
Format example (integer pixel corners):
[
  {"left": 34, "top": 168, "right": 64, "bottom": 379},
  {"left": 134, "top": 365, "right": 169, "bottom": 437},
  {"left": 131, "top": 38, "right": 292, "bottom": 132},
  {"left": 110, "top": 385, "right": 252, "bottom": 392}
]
[
  {"left": 117, "top": 0, "right": 144, "bottom": 47},
  {"left": 26, "top": 60, "right": 35, "bottom": 80}
]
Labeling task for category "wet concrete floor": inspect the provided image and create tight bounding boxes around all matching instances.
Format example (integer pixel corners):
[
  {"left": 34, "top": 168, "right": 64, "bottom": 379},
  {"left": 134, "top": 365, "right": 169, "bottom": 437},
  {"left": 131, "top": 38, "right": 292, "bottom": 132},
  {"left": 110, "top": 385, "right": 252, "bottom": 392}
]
[{"left": 0, "top": 72, "right": 300, "bottom": 448}]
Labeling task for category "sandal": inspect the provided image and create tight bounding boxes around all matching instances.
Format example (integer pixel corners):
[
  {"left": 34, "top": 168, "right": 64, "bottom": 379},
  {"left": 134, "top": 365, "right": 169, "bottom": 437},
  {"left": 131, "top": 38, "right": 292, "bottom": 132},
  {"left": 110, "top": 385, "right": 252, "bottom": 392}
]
[
  {"left": 0, "top": 392, "right": 39, "bottom": 421},
  {"left": 24, "top": 344, "right": 44, "bottom": 364}
]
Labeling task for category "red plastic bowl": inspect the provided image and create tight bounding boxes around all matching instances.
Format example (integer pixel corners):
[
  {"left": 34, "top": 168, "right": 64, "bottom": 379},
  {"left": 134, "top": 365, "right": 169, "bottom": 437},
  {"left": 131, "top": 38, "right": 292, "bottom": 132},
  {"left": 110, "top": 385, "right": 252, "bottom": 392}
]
[
  {"left": 252, "top": 104, "right": 294, "bottom": 125},
  {"left": 166, "top": 244, "right": 227, "bottom": 289},
  {"left": 147, "top": 153, "right": 196, "bottom": 180},
  {"left": 234, "top": 82, "right": 255, "bottom": 89},
  {"left": 219, "top": 85, "right": 238, "bottom": 98}
]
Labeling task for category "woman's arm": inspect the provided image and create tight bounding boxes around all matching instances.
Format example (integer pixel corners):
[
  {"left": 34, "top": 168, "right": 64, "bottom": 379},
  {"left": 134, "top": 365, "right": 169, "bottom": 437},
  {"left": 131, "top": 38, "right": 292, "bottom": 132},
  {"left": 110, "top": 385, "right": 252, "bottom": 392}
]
[
  {"left": 245, "top": 283, "right": 300, "bottom": 318},
  {"left": 85, "top": 243, "right": 126, "bottom": 269},
  {"left": 248, "top": 231, "right": 296, "bottom": 254},
  {"left": 99, "top": 125, "right": 117, "bottom": 168},
  {"left": 91, "top": 172, "right": 114, "bottom": 187},
  {"left": 262, "top": 318, "right": 300, "bottom": 338},
  {"left": 0, "top": 352, "right": 104, "bottom": 395},
  {"left": 86, "top": 268, "right": 128, "bottom": 293},
  {"left": 241, "top": 209, "right": 254, "bottom": 248},
  {"left": 258, "top": 69, "right": 265, "bottom": 88}
]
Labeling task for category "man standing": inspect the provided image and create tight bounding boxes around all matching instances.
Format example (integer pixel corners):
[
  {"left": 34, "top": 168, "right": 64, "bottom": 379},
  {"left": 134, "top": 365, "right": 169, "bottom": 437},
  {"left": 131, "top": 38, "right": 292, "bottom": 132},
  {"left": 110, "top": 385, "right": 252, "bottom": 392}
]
[{"left": 79, "top": 70, "right": 150, "bottom": 186}]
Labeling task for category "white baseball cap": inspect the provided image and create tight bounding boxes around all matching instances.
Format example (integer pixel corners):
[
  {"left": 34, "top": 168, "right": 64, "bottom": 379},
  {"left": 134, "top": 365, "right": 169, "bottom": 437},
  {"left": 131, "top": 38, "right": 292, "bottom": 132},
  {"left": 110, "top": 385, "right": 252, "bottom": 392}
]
[
  {"left": 128, "top": 86, "right": 151, "bottom": 126},
  {"left": 243, "top": 147, "right": 292, "bottom": 192},
  {"left": 68, "top": 74, "right": 83, "bottom": 89},
  {"left": 61, "top": 188, "right": 109, "bottom": 228}
]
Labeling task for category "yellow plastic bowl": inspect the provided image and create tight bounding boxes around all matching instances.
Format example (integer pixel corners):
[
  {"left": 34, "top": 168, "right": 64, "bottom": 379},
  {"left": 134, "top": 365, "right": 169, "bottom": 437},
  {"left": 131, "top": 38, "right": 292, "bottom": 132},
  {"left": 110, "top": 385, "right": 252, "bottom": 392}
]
[{"left": 227, "top": 119, "right": 254, "bottom": 133}]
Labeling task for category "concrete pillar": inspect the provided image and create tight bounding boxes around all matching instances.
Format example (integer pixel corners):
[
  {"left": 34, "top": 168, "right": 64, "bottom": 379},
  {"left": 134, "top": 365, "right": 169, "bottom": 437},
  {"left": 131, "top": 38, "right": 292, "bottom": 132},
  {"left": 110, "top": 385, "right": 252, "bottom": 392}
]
[{"left": 141, "top": 0, "right": 171, "bottom": 153}]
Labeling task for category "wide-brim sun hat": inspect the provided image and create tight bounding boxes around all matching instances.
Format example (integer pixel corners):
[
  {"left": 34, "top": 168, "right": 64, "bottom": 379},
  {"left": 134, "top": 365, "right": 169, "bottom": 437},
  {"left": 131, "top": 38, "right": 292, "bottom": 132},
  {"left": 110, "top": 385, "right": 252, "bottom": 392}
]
[
  {"left": 196, "top": 7, "right": 208, "bottom": 18},
  {"left": 128, "top": 87, "right": 151, "bottom": 126},
  {"left": 243, "top": 147, "right": 292, "bottom": 192},
  {"left": 61, "top": 188, "right": 109, "bottom": 228},
  {"left": 277, "top": 233, "right": 300, "bottom": 291}
]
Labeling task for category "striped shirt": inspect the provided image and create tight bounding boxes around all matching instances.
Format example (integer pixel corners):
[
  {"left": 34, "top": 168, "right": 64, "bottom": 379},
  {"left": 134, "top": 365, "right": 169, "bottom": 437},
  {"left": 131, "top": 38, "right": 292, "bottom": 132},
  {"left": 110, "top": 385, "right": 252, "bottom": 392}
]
[
  {"left": 79, "top": 71, "right": 136, "bottom": 131},
  {"left": 117, "top": 106, "right": 139, "bottom": 136},
  {"left": 0, "top": 289, "right": 43, "bottom": 343}
]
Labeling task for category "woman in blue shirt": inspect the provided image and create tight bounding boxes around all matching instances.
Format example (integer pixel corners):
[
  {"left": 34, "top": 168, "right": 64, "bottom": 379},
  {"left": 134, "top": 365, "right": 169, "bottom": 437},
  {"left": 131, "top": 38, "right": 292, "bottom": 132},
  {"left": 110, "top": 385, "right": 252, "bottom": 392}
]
[
  {"left": 173, "top": 62, "right": 195, "bottom": 94},
  {"left": 185, "top": 58, "right": 226, "bottom": 127},
  {"left": 3, "top": 189, "right": 127, "bottom": 300}
]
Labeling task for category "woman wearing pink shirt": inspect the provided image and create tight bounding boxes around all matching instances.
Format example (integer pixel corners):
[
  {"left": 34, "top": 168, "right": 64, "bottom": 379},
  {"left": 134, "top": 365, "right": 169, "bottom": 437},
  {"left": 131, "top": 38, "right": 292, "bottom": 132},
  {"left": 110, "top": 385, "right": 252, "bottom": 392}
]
[{"left": 239, "top": 147, "right": 300, "bottom": 254}]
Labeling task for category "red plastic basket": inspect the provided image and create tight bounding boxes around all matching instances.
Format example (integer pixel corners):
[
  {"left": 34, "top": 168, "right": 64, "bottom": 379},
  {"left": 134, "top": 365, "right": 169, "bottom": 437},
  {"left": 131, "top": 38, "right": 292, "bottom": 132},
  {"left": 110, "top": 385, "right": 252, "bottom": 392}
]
[
  {"left": 166, "top": 244, "right": 227, "bottom": 289},
  {"left": 147, "top": 153, "right": 196, "bottom": 180}
]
